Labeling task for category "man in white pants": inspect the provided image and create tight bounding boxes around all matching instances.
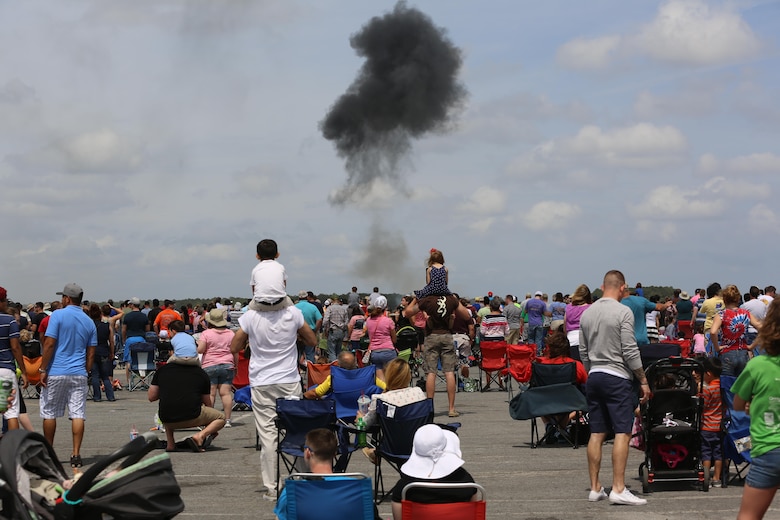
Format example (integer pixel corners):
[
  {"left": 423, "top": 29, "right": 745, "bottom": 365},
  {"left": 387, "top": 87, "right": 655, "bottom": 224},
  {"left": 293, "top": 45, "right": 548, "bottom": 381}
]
[{"left": 230, "top": 304, "right": 317, "bottom": 501}]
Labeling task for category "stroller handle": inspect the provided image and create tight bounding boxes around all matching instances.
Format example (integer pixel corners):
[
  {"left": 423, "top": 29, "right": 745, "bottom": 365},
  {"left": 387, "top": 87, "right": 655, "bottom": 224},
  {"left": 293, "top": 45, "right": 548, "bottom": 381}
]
[{"left": 65, "top": 431, "right": 160, "bottom": 501}]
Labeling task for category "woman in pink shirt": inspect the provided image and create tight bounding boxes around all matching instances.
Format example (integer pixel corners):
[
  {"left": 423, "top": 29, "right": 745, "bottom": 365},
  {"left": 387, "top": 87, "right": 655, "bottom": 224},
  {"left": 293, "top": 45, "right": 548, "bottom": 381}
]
[
  {"left": 363, "top": 296, "right": 397, "bottom": 380},
  {"left": 196, "top": 309, "right": 237, "bottom": 427}
]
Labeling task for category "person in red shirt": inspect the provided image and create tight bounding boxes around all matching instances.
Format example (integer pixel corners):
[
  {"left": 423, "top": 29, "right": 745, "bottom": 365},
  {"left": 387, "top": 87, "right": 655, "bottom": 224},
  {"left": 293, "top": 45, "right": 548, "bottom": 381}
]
[
  {"left": 154, "top": 300, "right": 182, "bottom": 338},
  {"left": 700, "top": 357, "right": 723, "bottom": 488}
]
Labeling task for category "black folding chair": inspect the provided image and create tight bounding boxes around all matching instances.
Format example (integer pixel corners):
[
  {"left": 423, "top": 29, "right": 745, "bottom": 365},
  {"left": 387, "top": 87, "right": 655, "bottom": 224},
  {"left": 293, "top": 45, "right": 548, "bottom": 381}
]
[
  {"left": 275, "top": 398, "right": 336, "bottom": 498},
  {"left": 372, "top": 398, "right": 434, "bottom": 504},
  {"left": 509, "top": 362, "right": 587, "bottom": 448}
]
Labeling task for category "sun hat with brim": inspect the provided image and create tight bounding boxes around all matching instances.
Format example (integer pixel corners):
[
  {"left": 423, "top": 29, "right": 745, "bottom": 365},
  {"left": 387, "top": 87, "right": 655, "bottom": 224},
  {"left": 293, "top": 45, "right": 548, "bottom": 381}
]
[
  {"left": 207, "top": 308, "right": 228, "bottom": 328},
  {"left": 400, "top": 424, "right": 465, "bottom": 479},
  {"left": 679, "top": 291, "right": 690, "bottom": 300}
]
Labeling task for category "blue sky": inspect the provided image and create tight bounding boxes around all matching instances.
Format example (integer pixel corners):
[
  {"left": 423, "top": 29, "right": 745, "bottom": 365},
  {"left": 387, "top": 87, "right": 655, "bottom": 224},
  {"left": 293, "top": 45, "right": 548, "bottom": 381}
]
[{"left": 1, "top": 0, "right": 779, "bottom": 303}]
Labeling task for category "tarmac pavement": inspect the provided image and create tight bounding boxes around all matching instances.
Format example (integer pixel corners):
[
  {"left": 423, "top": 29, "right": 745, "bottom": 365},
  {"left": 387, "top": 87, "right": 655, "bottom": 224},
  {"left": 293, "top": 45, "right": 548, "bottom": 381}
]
[{"left": 21, "top": 372, "right": 779, "bottom": 520}]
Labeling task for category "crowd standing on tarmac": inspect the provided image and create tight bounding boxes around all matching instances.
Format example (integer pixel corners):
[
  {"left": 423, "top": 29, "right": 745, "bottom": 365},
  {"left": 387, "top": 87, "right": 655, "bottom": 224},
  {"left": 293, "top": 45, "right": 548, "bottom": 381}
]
[{"left": 2, "top": 239, "right": 778, "bottom": 518}]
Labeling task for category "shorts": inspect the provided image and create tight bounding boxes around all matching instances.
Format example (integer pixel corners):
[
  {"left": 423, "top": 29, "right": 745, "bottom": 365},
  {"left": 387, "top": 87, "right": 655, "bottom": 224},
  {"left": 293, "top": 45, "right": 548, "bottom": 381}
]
[
  {"left": 746, "top": 446, "right": 780, "bottom": 489},
  {"left": 585, "top": 372, "right": 634, "bottom": 434},
  {"left": 423, "top": 333, "right": 457, "bottom": 374},
  {"left": 369, "top": 349, "right": 397, "bottom": 370},
  {"left": 0, "top": 368, "right": 20, "bottom": 420},
  {"left": 164, "top": 405, "right": 225, "bottom": 431},
  {"left": 505, "top": 328, "right": 520, "bottom": 345},
  {"left": 40, "top": 375, "right": 88, "bottom": 420},
  {"left": 701, "top": 430, "right": 723, "bottom": 462},
  {"left": 203, "top": 363, "right": 235, "bottom": 385}
]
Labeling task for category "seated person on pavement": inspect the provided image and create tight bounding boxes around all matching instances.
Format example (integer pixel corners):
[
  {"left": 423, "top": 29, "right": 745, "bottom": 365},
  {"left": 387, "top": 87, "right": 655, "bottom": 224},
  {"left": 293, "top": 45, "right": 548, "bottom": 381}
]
[
  {"left": 538, "top": 331, "right": 588, "bottom": 441},
  {"left": 148, "top": 349, "right": 225, "bottom": 452},
  {"left": 303, "top": 351, "right": 385, "bottom": 400}
]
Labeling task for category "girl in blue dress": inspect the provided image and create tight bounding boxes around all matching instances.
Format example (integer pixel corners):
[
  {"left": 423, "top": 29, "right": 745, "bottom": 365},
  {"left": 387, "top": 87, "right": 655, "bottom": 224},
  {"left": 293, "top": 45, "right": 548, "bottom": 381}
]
[{"left": 413, "top": 248, "right": 451, "bottom": 299}]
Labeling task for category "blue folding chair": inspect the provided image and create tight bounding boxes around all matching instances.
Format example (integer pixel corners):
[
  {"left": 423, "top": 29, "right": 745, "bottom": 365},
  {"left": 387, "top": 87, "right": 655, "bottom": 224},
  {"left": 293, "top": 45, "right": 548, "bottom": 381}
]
[
  {"left": 373, "top": 398, "right": 434, "bottom": 504},
  {"left": 330, "top": 366, "right": 383, "bottom": 472},
  {"left": 721, "top": 375, "right": 752, "bottom": 487},
  {"left": 276, "top": 473, "right": 374, "bottom": 520},
  {"left": 128, "top": 342, "right": 157, "bottom": 391},
  {"left": 275, "top": 398, "right": 336, "bottom": 498}
]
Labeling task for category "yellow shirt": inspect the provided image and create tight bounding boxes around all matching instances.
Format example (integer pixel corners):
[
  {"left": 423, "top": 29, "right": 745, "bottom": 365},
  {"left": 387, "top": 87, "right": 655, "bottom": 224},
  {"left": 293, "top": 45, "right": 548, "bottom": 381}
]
[
  {"left": 700, "top": 296, "right": 724, "bottom": 332},
  {"left": 314, "top": 375, "right": 386, "bottom": 397}
]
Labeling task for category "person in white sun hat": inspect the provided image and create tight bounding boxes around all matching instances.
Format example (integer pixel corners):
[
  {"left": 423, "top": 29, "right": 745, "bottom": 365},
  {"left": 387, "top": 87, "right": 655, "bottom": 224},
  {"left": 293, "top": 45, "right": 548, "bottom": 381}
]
[{"left": 389, "top": 424, "right": 478, "bottom": 519}]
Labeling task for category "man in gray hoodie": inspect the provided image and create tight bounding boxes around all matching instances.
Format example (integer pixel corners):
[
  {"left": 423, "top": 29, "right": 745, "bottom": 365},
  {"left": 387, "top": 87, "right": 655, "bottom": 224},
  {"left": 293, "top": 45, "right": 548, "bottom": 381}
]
[{"left": 579, "top": 270, "right": 650, "bottom": 506}]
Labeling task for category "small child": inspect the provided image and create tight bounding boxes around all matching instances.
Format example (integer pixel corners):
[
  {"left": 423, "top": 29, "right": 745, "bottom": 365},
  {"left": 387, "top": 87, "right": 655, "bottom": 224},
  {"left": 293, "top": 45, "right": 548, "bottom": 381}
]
[
  {"left": 248, "top": 239, "right": 293, "bottom": 312},
  {"left": 413, "top": 248, "right": 450, "bottom": 299},
  {"left": 692, "top": 323, "right": 707, "bottom": 356},
  {"left": 700, "top": 357, "right": 723, "bottom": 488},
  {"left": 168, "top": 320, "right": 200, "bottom": 365}
]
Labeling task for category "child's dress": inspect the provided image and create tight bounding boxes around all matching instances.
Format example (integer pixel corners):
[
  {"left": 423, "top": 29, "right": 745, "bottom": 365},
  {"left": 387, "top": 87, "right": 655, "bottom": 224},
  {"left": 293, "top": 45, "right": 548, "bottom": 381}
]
[{"left": 414, "top": 265, "right": 450, "bottom": 299}]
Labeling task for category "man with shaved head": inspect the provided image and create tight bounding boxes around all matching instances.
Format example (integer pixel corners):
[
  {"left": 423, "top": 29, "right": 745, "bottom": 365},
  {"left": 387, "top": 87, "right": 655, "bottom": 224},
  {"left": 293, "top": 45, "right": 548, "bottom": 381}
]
[{"left": 579, "top": 270, "right": 650, "bottom": 506}]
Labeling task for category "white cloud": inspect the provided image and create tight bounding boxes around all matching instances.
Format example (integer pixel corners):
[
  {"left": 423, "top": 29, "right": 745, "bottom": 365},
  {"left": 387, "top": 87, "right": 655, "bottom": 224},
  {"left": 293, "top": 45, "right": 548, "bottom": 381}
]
[
  {"left": 697, "top": 152, "right": 780, "bottom": 175},
  {"left": 469, "top": 217, "right": 495, "bottom": 233},
  {"left": 507, "top": 123, "right": 687, "bottom": 178},
  {"left": 635, "top": 220, "right": 679, "bottom": 242},
  {"left": 555, "top": 35, "right": 622, "bottom": 71},
  {"left": 635, "top": 0, "right": 761, "bottom": 66},
  {"left": 634, "top": 88, "right": 716, "bottom": 118},
  {"left": 460, "top": 186, "right": 507, "bottom": 215},
  {"left": 522, "top": 201, "right": 582, "bottom": 231},
  {"left": 748, "top": 203, "right": 780, "bottom": 234},
  {"left": 557, "top": 0, "right": 762, "bottom": 71}
]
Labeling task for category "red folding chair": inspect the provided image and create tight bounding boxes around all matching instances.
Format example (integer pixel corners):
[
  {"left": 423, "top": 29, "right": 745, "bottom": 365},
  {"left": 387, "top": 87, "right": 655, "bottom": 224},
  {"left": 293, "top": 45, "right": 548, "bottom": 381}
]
[
  {"left": 504, "top": 343, "right": 536, "bottom": 400},
  {"left": 669, "top": 338, "right": 691, "bottom": 358},
  {"left": 677, "top": 320, "right": 692, "bottom": 340},
  {"left": 478, "top": 341, "right": 507, "bottom": 392},
  {"left": 232, "top": 349, "right": 250, "bottom": 390},
  {"left": 401, "top": 482, "right": 486, "bottom": 520}
]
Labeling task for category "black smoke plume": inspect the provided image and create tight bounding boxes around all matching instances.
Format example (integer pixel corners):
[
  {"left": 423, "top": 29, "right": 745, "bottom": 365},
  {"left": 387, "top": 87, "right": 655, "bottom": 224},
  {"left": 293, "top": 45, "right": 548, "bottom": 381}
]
[{"left": 321, "top": 2, "right": 466, "bottom": 205}]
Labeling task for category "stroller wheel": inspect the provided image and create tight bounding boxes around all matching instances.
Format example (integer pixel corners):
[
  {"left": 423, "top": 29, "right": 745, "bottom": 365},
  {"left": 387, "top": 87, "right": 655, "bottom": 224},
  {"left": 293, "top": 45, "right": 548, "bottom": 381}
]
[{"left": 640, "top": 463, "right": 651, "bottom": 494}]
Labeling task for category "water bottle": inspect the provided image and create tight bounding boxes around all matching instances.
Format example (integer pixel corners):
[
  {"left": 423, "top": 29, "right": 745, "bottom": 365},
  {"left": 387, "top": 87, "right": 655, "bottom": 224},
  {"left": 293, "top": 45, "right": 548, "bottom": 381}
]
[
  {"left": 356, "top": 416, "right": 367, "bottom": 448},
  {"left": 0, "top": 378, "right": 12, "bottom": 413},
  {"left": 130, "top": 424, "right": 138, "bottom": 440}
]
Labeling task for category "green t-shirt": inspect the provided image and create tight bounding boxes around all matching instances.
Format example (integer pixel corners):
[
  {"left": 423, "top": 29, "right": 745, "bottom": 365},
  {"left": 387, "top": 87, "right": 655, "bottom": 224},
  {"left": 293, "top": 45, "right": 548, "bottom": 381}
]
[{"left": 731, "top": 355, "right": 780, "bottom": 457}]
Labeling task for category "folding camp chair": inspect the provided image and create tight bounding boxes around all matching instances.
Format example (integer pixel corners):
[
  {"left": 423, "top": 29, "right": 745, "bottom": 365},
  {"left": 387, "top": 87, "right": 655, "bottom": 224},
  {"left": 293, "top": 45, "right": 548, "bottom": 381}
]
[
  {"left": 275, "top": 398, "right": 337, "bottom": 498},
  {"left": 306, "top": 360, "right": 338, "bottom": 390},
  {"left": 373, "top": 398, "right": 434, "bottom": 504},
  {"left": 330, "top": 366, "right": 383, "bottom": 471},
  {"left": 401, "top": 482, "right": 486, "bottom": 520},
  {"left": 478, "top": 341, "right": 507, "bottom": 391},
  {"left": 279, "top": 473, "right": 374, "bottom": 520},
  {"left": 128, "top": 342, "right": 157, "bottom": 391},
  {"left": 720, "top": 375, "right": 752, "bottom": 487},
  {"left": 508, "top": 362, "right": 587, "bottom": 448},
  {"left": 505, "top": 344, "right": 535, "bottom": 400}
]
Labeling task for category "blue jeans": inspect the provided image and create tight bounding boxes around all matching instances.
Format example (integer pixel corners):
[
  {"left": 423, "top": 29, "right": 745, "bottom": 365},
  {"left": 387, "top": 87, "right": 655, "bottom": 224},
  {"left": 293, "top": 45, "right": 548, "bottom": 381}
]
[
  {"left": 721, "top": 349, "right": 749, "bottom": 377},
  {"left": 327, "top": 329, "right": 345, "bottom": 362},
  {"left": 91, "top": 355, "right": 115, "bottom": 401},
  {"left": 528, "top": 325, "right": 545, "bottom": 356}
]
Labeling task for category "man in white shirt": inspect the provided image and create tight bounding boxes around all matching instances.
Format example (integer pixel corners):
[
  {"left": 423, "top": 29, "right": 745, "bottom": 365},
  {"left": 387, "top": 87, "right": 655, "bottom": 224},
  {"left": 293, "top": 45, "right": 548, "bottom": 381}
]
[
  {"left": 230, "top": 305, "right": 317, "bottom": 500},
  {"left": 369, "top": 287, "right": 382, "bottom": 307},
  {"left": 742, "top": 286, "right": 768, "bottom": 346},
  {"left": 758, "top": 285, "right": 775, "bottom": 306}
]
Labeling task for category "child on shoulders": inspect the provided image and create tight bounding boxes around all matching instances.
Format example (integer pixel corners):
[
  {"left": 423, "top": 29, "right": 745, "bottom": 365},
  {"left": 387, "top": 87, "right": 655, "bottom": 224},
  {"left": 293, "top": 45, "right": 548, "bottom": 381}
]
[
  {"left": 167, "top": 320, "right": 200, "bottom": 366},
  {"left": 248, "top": 239, "right": 293, "bottom": 312},
  {"left": 413, "top": 248, "right": 450, "bottom": 300}
]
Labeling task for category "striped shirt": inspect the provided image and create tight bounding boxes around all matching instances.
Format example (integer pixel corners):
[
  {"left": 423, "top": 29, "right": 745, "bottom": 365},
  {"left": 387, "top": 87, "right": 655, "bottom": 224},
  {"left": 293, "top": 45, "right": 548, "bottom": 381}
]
[
  {"left": 0, "top": 314, "right": 20, "bottom": 371},
  {"left": 480, "top": 314, "right": 509, "bottom": 340},
  {"left": 701, "top": 379, "right": 722, "bottom": 432}
]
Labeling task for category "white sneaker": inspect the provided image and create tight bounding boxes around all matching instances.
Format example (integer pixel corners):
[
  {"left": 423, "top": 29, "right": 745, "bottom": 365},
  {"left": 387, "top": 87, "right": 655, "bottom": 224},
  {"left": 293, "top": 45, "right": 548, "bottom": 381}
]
[
  {"left": 609, "top": 488, "right": 647, "bottom": 506},
  {"left": 588, "top": 487, "right": 608, "bottom": 502},
  {"left": 262, "top": 493, "right": 277, "bottom": 502},
  {"left": 225, "top": 419, "right": 232, "bottom": 428}
]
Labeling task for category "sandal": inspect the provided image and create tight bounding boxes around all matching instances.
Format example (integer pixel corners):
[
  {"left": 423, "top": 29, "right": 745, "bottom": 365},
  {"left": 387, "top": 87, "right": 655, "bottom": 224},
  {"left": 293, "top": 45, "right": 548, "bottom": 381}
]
[
  {"left": 185, "top": 437, "right": 204, "bottom": 453},
  {"left": 202, "top": 432, "right": 219, "bottom": 450},
  {"left": 70, "top": 455, "right": 83, "bottom": 468},
  {"left": 448, "top": 410, "right": 461, "bottom": 418}
]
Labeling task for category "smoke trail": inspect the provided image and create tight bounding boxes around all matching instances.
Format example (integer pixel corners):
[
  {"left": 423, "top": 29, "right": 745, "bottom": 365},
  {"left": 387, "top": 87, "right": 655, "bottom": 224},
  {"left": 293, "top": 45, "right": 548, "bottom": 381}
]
[
  {"left": 354, "top": 219, "right": 418, "bottom": 292},
  {"left": 321, "top": 1, "right": 466, "bottom": 205}
]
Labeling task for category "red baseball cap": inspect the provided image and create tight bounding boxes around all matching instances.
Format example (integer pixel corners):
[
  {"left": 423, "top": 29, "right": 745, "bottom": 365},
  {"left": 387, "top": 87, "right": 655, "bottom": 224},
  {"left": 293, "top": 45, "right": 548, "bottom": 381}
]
[{"left": 0, "top": 286, "right": 6, "bottom": 301}]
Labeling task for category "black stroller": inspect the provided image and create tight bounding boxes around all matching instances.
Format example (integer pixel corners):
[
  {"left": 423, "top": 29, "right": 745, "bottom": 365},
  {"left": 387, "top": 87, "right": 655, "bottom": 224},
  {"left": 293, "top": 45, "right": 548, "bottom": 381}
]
[
  {"left": 638, "top": 357, "right": 708, "bottom": 493},
  {"left": 0, "top": 430, "right": 184, "bottom": 519}
]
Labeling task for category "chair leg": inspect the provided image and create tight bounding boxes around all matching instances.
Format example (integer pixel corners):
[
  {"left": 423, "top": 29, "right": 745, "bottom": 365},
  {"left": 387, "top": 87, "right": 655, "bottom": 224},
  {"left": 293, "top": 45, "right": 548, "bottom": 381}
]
[{"left": 531, "top": 418, "right": 538, "bottom": 448}]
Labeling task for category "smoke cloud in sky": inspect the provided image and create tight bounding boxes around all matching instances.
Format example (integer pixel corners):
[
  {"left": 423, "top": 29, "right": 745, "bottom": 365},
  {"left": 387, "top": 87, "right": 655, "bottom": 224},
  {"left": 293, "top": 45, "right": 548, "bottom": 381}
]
[
  {"left": 321, "top": 1, "right": 467, "bottom": 206},
  {"left": 354, "top": 219, "right": 418, "bottom": 292}
]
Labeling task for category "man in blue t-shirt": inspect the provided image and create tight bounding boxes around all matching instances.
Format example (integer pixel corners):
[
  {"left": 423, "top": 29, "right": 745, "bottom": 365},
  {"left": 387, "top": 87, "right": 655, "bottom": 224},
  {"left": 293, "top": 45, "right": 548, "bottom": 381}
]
[
  {"left": 620, "top": 287, "right": 672, "bottom": 345},
  {"left": 294, "top": 291, "right": 322, "bottom": 362},
  {"left": 525, "top": 292, "right": 550, "bottom": 356},
  {"left": 41, "top": 283, "right": 97, "bottom": 469},
  {"left": 0, "top": 286, "right": 28, "bottom": 430}
]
